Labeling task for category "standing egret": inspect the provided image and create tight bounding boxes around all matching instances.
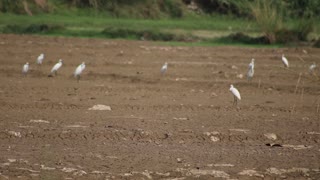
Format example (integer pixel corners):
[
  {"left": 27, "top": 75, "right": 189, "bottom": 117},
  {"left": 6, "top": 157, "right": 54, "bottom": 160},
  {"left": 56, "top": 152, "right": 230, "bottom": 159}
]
[
  {"left": 161, "top": 62, "right": 168, "bottom": 75},
  {"left": 22, "top": 62, "right": 29, "bottom": 76},
  {"left": 247, "top": 58, "right": 255, "bottom": 81},
  {"left": 37, "top": 53, "right": 44, "bottom": 65},
  {"left": 230, "top": 84, "right": 241, "bottom": 106},
  {"left": 74, "top": 62, "right": 86, "bottom": 82},
  {"left": 49, "top": 59, "right": 63, "bottom": 77},
  {"left": 309, "top": 62, "right": 316, "bottom": 74},
  {"left": 281, "top": 54, "right": 289, "bottom": 68}
]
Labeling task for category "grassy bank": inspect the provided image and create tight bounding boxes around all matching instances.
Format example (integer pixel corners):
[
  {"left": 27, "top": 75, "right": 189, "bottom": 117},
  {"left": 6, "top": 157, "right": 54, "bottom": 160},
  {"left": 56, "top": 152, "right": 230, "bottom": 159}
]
[
  {"left": 0, "top": 13, "right": 257, "bottom": 31},
  {"left": 0, "top": 13, "right": 319, "bottom": 47}
]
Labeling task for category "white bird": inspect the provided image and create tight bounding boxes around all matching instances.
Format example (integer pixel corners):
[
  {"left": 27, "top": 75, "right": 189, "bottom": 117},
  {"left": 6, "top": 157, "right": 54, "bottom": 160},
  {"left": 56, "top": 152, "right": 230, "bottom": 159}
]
[
  {"left": 309, "top": 62, "right": 316, "bottom": 74},
  {"left": 36, "top": 53, "right": 45, "bottom": 65},
  {"left": 49, "top": 59, "right": 63, "bottom": 76},
  {"left": 74, "top": 62, "right": 86, "bottom": 82},
  {"left": 22, "top": 62, "right": 29, "bottom": 76},
  {"left": 281, "top": 54, "right": 289, "bottom": 68},
  {"left": 160, "top": 62, "right": 168, "bottom": 75},
  {"left": 230, "top": 84, "right": 241, "bottom": 105},
  {"left": 247, "top": 58, "right": 255, "bottom": 81}
]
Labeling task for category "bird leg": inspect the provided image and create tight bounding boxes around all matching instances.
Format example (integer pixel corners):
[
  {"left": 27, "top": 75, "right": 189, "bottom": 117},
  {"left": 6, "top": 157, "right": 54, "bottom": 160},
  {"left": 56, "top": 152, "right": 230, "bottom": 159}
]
[
  {"left": 233, "top": 96, "right": 237, "bottom": 106},
  {"left": 77, "top": 75, "right": 80, "bottom": 83},
  {"left": 54, "top": 71, "right": 57, "bottom": 76}
]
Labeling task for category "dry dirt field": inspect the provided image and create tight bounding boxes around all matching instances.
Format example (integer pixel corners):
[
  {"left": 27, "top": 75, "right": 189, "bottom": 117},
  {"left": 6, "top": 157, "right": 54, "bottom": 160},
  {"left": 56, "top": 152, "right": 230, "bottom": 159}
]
[{"left": 0, "top": 34, "right": 320, "bottom": 179}]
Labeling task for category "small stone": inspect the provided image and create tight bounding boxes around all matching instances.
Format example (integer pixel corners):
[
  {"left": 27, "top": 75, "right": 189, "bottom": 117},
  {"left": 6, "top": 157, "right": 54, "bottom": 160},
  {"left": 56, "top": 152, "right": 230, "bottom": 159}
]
[
  {"left": 177, "top": 158, "right": 182, "bottom": 163},
  {"left": 302, "top": 117, "right": 309, "bottom": 120},
  {"left": 210, "top": 136, "right": 220, "bottom": 142},
  {"left": 211, "top": 92, "right": 218, "bottom": 97},
  {"left": 264, "top": 133, "right": 277, "bottom": 140},
  {"left": 88, "top": 104, "right": 111, "bottom": 111},
  {"left": 8, "top": 131, "right": 21, "bottom": 138},
  {"left": 8, "top": 159, "right": 16, "bottom": 163},
  {"left": 231, "top": 65, "right": 238, "bottom": 69},
  {"left": 236, "top": 74, "right": 244, "bottom": 79}
]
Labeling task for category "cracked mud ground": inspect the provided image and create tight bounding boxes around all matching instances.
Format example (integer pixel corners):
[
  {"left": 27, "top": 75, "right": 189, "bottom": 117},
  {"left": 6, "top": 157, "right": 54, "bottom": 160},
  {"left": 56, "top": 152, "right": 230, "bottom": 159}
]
[{"left": 0, "top": 34, "right": 319, "bottom": 179}]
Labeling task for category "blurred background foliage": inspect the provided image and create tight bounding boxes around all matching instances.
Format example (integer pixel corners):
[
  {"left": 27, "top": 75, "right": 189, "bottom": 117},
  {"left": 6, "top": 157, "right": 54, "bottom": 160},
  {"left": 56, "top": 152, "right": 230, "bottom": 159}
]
[
  {"left": 1, "top": 0, "right": 319, "bottom": 18},
  {"left": 0, "top": 0, "right": 319, "bottom": 45}
]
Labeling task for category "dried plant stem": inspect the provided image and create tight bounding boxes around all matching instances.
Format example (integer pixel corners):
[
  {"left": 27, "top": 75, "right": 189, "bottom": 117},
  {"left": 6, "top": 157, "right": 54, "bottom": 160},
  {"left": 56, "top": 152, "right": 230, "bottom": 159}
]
[
  {"left": 300, "top": 81, "right": 304, "bottom": 101},
  {"left": 291, "top": 73, "right": 302, "bottom": 117},
  {"left": 294, "top": 73, "right": 302, "bottom": 95}
]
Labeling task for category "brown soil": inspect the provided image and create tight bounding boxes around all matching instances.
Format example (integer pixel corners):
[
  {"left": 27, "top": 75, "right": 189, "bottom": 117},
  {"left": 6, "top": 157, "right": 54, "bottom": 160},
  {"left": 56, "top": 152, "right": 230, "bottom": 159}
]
[{"left": 0, "top": 34, "right": 320, "bottom": 179}]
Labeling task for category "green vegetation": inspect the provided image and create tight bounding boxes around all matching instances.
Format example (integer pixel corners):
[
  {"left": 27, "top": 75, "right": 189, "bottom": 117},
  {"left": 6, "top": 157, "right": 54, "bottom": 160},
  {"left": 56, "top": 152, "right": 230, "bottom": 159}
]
[
  {"left": 249, "top": 0, "right": 283, "bottom": 44},
  {"left": 0, "top": 0, "right": 319, "bottom": 46},
  {"left": 0, "top": 13, "right": 256, "bottom": 40}
]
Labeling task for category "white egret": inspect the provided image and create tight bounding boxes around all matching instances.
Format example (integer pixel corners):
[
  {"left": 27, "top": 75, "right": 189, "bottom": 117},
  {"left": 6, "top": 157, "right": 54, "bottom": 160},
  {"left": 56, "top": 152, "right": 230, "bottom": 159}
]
[
  {"left": 309, "top": 62, "right": 316, "bottom": 74},
  {"left": 281, "top": 54, "right": 289, "bottom": 68},
  {"left": 49, "top": 59, "right": 63, "bottom": 76},
  {"left": 160, "top": 62, "right": 168, "bottom": 75},
  {"left": 22, "top": 62, "right": 29, "bottom": 76},
  {"left": 74, "top": 62, "right": 86, "bottom": 82},
  {"left": 37, "top": 53, "right": 45, "bottom": 65},
  {"left": 230, "top": 84, "right": 241, "bottom": 105},
  {"left": 247, "top": 58, "right": 255, "bottom": 81}
]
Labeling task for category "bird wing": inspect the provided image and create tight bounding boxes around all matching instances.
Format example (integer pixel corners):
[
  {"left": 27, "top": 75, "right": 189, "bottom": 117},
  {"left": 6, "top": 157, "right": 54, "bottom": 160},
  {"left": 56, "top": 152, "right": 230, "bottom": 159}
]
[
  {"left": 231, "top": 88, "right": 241, "bottom": 100},
  {"left": 81, "top": 64, "right": 86, "bottom": 71},
  {"left": 51, "top": 63, "right": 61, "bottom": 72},
  {"left": 74, "top": 65, "right": 82, "bottom": 76},
  {"left": 248, "top": 63, "right": 254, "bottom": 70},
  {"left": 37, "top": 55, "right": 43, "bottom": 63},
  {"left": 23, "top": 65, "right": 28, "bottom": 72},
  {"left": 282, "top": 57, "right": 289, "bottom": 67},
  {"left": 161, "top": 65, "right": 167, "bottom": 73},
  {"left": 247, "top": 68, "right": 254, "bottom": 77}
]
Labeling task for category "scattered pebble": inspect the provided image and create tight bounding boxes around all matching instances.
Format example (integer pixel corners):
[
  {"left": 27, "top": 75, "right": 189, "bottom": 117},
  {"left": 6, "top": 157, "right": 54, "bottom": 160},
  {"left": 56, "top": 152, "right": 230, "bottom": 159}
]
[
  {"left": 65, "top": 125, "right": 88, "bottom": 128},
  {"left": 239, "top": 169, "right": 264, "bottom": 178},
  {"left": 213, "top": 164, "right": 234, "bottom": 167},
  {"left": 282, "top": 144, "right": 312, "bottom": 150},
  {"left": 73, "top": 170, "right": 87, "bottom": 176},
  {"left": 188, "top": 169, "right": 230, "bottom": 178},
  {"left": 173, "top": 117, "right": 189, "bottom": 121},
  {"left": 229, "top": 129, "right": 250, "bottom": 133},
  {"left": 8, "top": 131, "right": 21, "bottom": 138},
  {"left": 231, "top": 65, "right": 238, "bottom": 69},
  {"left": 30, "top": 119, "right": 50, "bottom": 124},
  {"left": 302, "top": 117, "right": 309, "bottom": 120},
  {"left": 307, "top": 132, "right": 320, "bottom": 135},
  {"left": 61, "top": 167, "right": 77, "bottom": 173},
  {"left": 236, "top": 74, "right": 243, "bottom": 79},
  {"left": 41, "top": 165, "right": 56, "bottom": 170},
  {"left": 267, "top": 167, "right": 310, "bottom": 176},
  {"left": 264, "top": 133, "right": 277, "bottom": 141},
  {"left": 210, "top": 136, "right": 220, "bottom": 142},
  {"left": 210, "top": 92, "right": 218, "bottom": 97},
  {"left": 8, "top": 159, "right": 16, "bottom": 163},
  {"left": 88, "top": 104, "right": 111, "bottom": 111}
]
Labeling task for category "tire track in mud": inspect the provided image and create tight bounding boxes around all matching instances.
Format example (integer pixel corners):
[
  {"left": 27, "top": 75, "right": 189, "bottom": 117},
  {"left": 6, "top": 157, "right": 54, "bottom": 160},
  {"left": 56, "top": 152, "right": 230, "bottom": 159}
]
[
  {"left": 1, "top": 127, "right": 319, "bottom": 146},
  {"left": 0, "top": 102, "right": 81, "bottom": 110},
  {"left": 0, "top": 101, "right": 316, "bottom": 114}
]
